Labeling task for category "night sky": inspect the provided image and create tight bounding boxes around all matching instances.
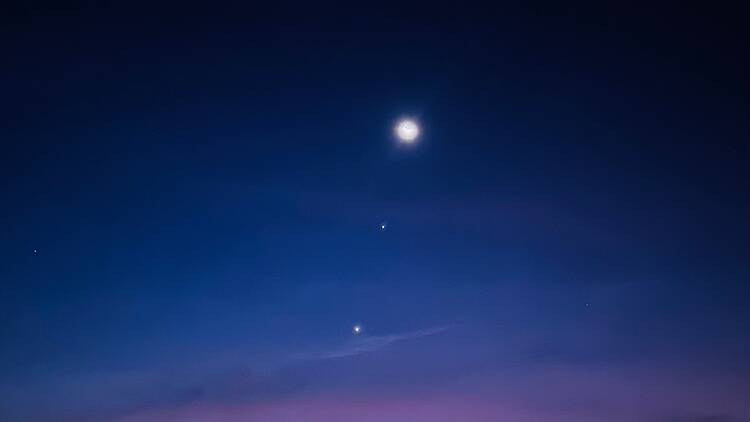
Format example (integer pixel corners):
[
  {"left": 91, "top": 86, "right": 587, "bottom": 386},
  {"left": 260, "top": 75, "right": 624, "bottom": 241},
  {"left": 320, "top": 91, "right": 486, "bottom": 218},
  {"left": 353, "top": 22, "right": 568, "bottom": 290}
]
[{"left": 2, "top": 3, "right": 749, "bottom": 421}]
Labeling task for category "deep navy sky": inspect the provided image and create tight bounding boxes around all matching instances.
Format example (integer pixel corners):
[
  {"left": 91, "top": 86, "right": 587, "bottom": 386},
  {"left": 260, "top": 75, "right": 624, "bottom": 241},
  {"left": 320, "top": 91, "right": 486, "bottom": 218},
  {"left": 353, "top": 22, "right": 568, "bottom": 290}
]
[{"left": 2, "top": 3, "right": 749, "bottom": 421}]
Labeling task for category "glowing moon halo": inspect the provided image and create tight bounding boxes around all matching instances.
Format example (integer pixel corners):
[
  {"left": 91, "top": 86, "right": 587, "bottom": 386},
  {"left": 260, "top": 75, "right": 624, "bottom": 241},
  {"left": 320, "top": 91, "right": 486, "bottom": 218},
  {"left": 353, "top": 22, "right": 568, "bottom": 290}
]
[{"left": 395, "top": 119, "right": 420, "bottom": 144}]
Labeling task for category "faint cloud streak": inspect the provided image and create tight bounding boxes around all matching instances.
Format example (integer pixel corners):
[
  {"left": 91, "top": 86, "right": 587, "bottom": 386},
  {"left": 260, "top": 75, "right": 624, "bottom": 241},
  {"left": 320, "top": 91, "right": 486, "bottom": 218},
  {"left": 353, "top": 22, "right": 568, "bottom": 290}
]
[{"left": 301, "top": 324, "right": 456, "bottom": 361}]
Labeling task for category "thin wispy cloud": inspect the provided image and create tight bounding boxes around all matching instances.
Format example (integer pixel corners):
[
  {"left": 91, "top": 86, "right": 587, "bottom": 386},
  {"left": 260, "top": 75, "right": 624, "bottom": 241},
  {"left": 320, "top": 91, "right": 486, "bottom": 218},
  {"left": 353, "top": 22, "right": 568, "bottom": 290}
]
[{"left": 301, "top": 324, "right": 456, "bottom": 361}]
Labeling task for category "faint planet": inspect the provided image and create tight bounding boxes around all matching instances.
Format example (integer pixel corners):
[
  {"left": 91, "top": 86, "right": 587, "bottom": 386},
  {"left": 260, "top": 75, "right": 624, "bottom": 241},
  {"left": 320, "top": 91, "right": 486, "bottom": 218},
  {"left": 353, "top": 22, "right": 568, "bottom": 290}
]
[{"left": 395, "top": 119, "right": 420, "bottom": 143}]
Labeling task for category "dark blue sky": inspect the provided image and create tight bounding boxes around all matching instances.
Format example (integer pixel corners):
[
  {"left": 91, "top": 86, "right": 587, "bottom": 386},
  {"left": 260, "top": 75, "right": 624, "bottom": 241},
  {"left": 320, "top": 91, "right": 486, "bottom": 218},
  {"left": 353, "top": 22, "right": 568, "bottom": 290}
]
[{"left": 2, "top": 3, "right": 749, "bottom": 421}]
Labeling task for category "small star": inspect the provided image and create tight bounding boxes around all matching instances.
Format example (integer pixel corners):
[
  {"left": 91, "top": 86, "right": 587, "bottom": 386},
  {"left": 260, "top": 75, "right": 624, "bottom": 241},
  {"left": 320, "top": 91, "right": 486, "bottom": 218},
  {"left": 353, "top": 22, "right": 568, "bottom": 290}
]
[
  {"left": 353, "top": 325, "right": 362, "bottom": 335},
  {"left": 33, "top": 249, "right": 38, "bottom": 255},
  {"left": 585, "top": 302, "right": 591, "bottom": 308},
  {"left": 379, "top": 222, "right": 387, "bottom": 231}
]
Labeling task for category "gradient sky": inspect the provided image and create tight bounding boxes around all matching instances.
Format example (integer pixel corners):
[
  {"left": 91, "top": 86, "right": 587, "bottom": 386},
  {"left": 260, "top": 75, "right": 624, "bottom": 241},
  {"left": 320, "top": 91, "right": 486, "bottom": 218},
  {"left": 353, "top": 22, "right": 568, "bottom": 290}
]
[{"left": 2, "top": 3, "right": 749, "bottom": 422}]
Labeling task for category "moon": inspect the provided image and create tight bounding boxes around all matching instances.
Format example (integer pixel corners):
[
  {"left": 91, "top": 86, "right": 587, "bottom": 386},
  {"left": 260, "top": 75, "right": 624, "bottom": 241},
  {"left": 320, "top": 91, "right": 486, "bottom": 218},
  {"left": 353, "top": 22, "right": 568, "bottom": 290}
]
[{"left": 395, "top": 119, "right": 420, "bottom": 143}]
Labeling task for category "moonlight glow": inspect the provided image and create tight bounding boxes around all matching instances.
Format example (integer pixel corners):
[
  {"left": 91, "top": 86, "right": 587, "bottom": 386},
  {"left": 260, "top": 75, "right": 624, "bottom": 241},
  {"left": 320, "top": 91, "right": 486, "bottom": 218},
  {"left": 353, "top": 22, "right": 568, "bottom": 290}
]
[{"left": 395, "top": 119, "right": 420, "bottom": 143}]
